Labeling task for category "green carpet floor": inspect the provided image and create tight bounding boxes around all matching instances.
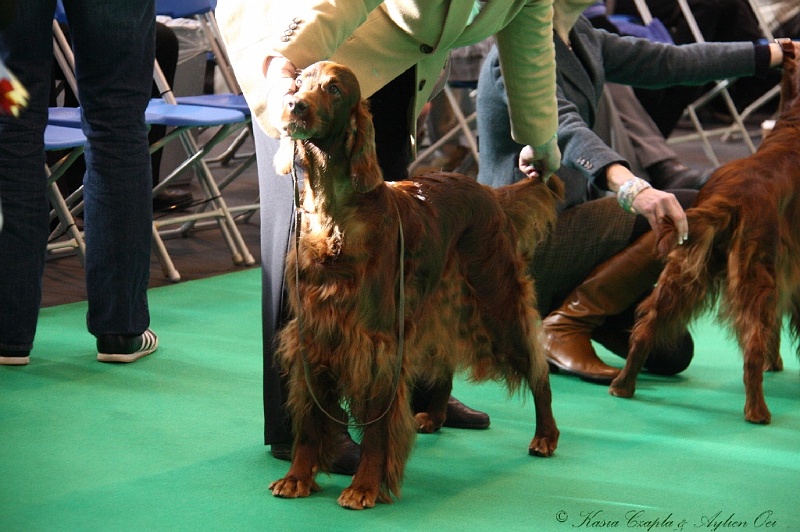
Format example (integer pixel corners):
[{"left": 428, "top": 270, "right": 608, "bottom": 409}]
[{"left": 2, "top": 268, "right": 798, "bottom": 531}]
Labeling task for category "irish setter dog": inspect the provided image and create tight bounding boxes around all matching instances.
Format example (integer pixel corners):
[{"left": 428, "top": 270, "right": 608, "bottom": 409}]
[
  {"left": 610, "top": 44, "right": 800, "bottom": 424},
  {"left": 268, "top": 61, "right": 563, "bottom": 509}
]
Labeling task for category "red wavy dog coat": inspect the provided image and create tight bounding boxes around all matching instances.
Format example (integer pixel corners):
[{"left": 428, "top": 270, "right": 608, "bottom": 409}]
[
  {"left": 268, "top": 61, "right": 562, "bottom": 509},
  {"left": 610, "top": 44, "right": 800, "bottom": 424}
]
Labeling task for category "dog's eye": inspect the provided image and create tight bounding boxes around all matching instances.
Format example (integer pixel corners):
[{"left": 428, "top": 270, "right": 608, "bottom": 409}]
[
  {"left": 328, "top": 84, "right": 341, "bottom": 96},
  {"left": 295, "top": 78, "right": 303, "bottom": 88}
]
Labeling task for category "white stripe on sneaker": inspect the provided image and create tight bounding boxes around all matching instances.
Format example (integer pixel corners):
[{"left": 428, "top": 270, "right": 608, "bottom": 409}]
[{"left": 97, "top": 329, "right": 159, "bottom": 363}]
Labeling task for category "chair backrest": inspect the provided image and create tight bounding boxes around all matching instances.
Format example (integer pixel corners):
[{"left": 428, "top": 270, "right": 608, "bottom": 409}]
[
  {"left": 608, "top": 14, "right": 673, "bottom": 44},
  {"left": 54, "top": 0, "right": 67, "bottom": 23},
  {"left": 155, "top": 0, "right": 216, "bottom": 19},
  {"left": 747, "top": 0, "right": 775, "bottom": 41}
]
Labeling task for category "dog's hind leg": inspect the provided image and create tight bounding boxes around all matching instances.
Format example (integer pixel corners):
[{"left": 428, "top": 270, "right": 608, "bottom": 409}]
[
  {"left": 610, "top": 249, "right": 710, "bottom": 398},
  {"left": 494, "top": 299, "right": 559, "bottom": 456},
  {"left": 786, "top": 291, "right": 800, "bottom": 369},
  {"left": 528, "top": 369, "right": 560, "bottom": 457},
  {"left": 728, "top": 258, "right": 780, "bottom": 424},
  {"left": 412, "top": 374, "right": 452, "bottom": 434}
]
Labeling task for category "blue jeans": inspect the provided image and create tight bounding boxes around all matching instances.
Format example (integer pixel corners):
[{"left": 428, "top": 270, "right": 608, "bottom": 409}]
[{"left": 0, "top": 0, "right": 155, "bottom": 352}]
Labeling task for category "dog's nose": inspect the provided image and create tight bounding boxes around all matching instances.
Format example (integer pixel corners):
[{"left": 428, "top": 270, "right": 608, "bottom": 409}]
[{"left": 287, "top": 97, "right": 308, "bottom": 115}]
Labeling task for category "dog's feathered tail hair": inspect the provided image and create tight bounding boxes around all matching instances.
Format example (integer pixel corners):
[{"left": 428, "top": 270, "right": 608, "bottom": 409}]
[{"left": 494, "top": 175, "right": 564, "bottom": 262}]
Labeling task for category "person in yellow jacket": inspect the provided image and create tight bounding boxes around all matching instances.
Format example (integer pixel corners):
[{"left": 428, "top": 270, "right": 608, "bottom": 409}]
[{"left": 216, "top": 0, "right": 561, "bottom": 474}]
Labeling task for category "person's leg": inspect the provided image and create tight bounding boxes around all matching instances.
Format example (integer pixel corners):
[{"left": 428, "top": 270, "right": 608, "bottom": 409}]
[
  {"left": 533, "top": 197, "right": 638, "bottom": 383},
  {"left": 370, "top": 66, "right": 490, "bottom": 428},
  {"left": 603, "top": 84, "right": 707, "bottom": 190},
  {"left": 252, "top": 126, "right": 295, "bottom": 447},
  {"left": 367, "top": 66, "right": 415, "bottom": 181},
  {"left": 0, "top": 0, "right": 56, "bottom": 365},
  {"left": 252, "top": 124, "right": 361, "bottom": 474},
  {"left": 149, "top": 22, "right": 192, "bottom": 211},
  {"left": 64, "top": 0, "right": 155, "bottom": 349},
  {"left": 542, "top": 191, "right": 698, "bottom": 384}
]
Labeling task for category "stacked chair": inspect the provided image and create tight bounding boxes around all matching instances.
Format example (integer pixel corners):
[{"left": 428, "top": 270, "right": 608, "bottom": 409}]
[
  {"left": 44, "top": 121, "right": 87, "bottom": 263},
  {"left": 155, "top": 0, "right": 258, "bottom": 221},
  {"left": 49, "top": 1, "right": 255, "bottom": 282},
  {"left": 408, "top": 81, "right": 480, "bottom": 176},
  {"left": 615, "top": 0, "right": 775, "bottom": 166}
]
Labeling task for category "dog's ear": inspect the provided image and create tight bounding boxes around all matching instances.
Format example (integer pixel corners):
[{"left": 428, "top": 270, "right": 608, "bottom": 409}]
[
  {"left": 273, "top": 136, "right": 296, "bottom": 175},
  {"left": 346, "top": 100, "right": 383, "bottom": 193}
]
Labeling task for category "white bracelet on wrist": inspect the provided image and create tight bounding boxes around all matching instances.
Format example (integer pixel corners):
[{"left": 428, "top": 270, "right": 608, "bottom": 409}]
[{"left": 616, "top": 177, "right": 652, "bottom": 214}]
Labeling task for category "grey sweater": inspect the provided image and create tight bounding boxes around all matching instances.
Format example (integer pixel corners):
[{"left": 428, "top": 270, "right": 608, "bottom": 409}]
[{"left": 477, "top": 15, "right": 767, "bottom": 209}]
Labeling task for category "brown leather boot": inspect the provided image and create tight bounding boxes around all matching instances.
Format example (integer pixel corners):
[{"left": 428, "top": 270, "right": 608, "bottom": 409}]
[{"left": 544, "top": 231, "right": 662, "bottom": 384}]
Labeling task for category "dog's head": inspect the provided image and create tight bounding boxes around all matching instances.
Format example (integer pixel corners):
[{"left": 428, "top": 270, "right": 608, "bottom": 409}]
[{"left": 274, "top": 61, "right": 383, "bottom": 193}]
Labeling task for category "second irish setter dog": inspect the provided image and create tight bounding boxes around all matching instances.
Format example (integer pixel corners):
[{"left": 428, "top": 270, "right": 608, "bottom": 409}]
[
  {"left": 268, "top": 61, "right": 563, "bottom": 509},
  {"left": 609, "top": 42, "right": 800, "bottom": 424}
]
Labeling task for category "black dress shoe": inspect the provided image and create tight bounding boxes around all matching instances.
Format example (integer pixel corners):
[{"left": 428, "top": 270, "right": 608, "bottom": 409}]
[
  {"left": 270, "top": 443, "right": 292, "bottom": 462},
  {"left": 330, "top": 431, "right": 360, "bottom": 476},
  {"left": 443, "top": 396, "right": 490, "bottom": 430},
  {"left": 153, "top": 187, "right": 193, "bottom": 212},
  {"left": 269, "top": 431, "right": 361, "bottom": 476},
  {"left": 646, "top": 160, "right": 708, "bottom": 190}
]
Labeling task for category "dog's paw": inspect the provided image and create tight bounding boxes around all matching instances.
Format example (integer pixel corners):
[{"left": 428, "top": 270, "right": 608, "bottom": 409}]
[
  {"left": 608, "top": 377, "right": 635, "bottom": 398},
  {"left": 764, "top": 353, "right": 784, "bottom": 372},
  {"left": 414, "top": 412, "right": 443, "bottom": 434},
  {"left": 337, "top": 486, "right": 379, "bottom": 510},
  {"left": 529, "top": 432, "right": 558, "bottom": 457},
  {"left": 269, "top": 476, "right": 320, "bottom": 498},
  {"left": 744, "top": 402, "right": 772, "bottom": 425}
]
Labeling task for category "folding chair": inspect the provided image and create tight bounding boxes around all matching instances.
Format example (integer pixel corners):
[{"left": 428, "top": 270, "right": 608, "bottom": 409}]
[
  {"left": 717, "top": 0, "right": 781, "bottom": 143},
  {"left": 621, "top": 0, "right": 761, "bottom": 166},
  {"left": 44, "top": 121, "right": 87, "bottom": 263},
  {"left": 52, "top": 5, "right": 255, "bottom": 282},
  {"left": 408, "top": 81, "right": 480, "bottom": 176},
  {"left": 155, "top": 0, "right": 258, "bottom": 207}
]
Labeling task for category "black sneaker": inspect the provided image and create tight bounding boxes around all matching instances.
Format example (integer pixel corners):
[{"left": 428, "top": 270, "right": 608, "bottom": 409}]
[
  {"left": 97, "top": 329, "right": 158, "bottom": 363},
  {"left": 0, "top": 349, "right": 30, "bottom": 366}
]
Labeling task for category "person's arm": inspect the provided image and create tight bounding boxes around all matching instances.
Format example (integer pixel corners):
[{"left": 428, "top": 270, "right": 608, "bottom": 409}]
[
  {"left": 605, "top": 163, "right": 688, "bottom": 244},
  {"left": 767, "top": 40, "right": 800, "bottom": 67},
  {"left": 556, "top": 87, "right": 688, "bottom": 243},
  {"left": 587, "top": 14, "right": 797, "bottom": 88},
  {"left": 495, "top": 0, "right": 561, "bottom": 180},
  {"left": 217, "top": 1, "right": 382, "bottom": 137}
]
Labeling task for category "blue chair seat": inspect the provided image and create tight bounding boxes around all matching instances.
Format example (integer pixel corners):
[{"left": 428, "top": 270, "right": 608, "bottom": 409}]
[
  {"left": 49, "top": 105, "right": 167, "bottom": 127},
  {"left": 155, "top": 0, "right": 215, "bottom": 18},
  {"left": 175, "top": 94, "right": 251, "bottom": 115},
  {"left": 44, "top": 123, "right": 85, "bottom": 150},
  {"left": 145, "top": 99, "right": 245, "bottom": 127}
]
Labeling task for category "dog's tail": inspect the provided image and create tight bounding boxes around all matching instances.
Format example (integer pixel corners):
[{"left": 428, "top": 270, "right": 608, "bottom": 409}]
[
  {"left": 656, "top": 190, "right": 739, "bottom": 312},
  {"left": 495, "top": 175, "right": 564, "bottom": 261}
]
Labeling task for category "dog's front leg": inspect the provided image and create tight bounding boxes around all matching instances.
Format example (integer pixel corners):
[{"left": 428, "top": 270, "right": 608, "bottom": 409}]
[
  {"left": 269, "top": 440, "right": 323, "bottom": 498},
  {"left": 338, "top": 385, "right": 414, "bottom": 510},
  {"left": 337, "top": 416, "right": 389, "bottom": 510},
  {"left": 269, "top": 373, "right": 326, "bottom": 498}
]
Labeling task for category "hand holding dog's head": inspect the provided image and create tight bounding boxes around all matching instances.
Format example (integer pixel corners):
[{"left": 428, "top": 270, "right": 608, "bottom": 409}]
[{"left": 273, "top": 61, "right": 382, "bottom": 192}]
